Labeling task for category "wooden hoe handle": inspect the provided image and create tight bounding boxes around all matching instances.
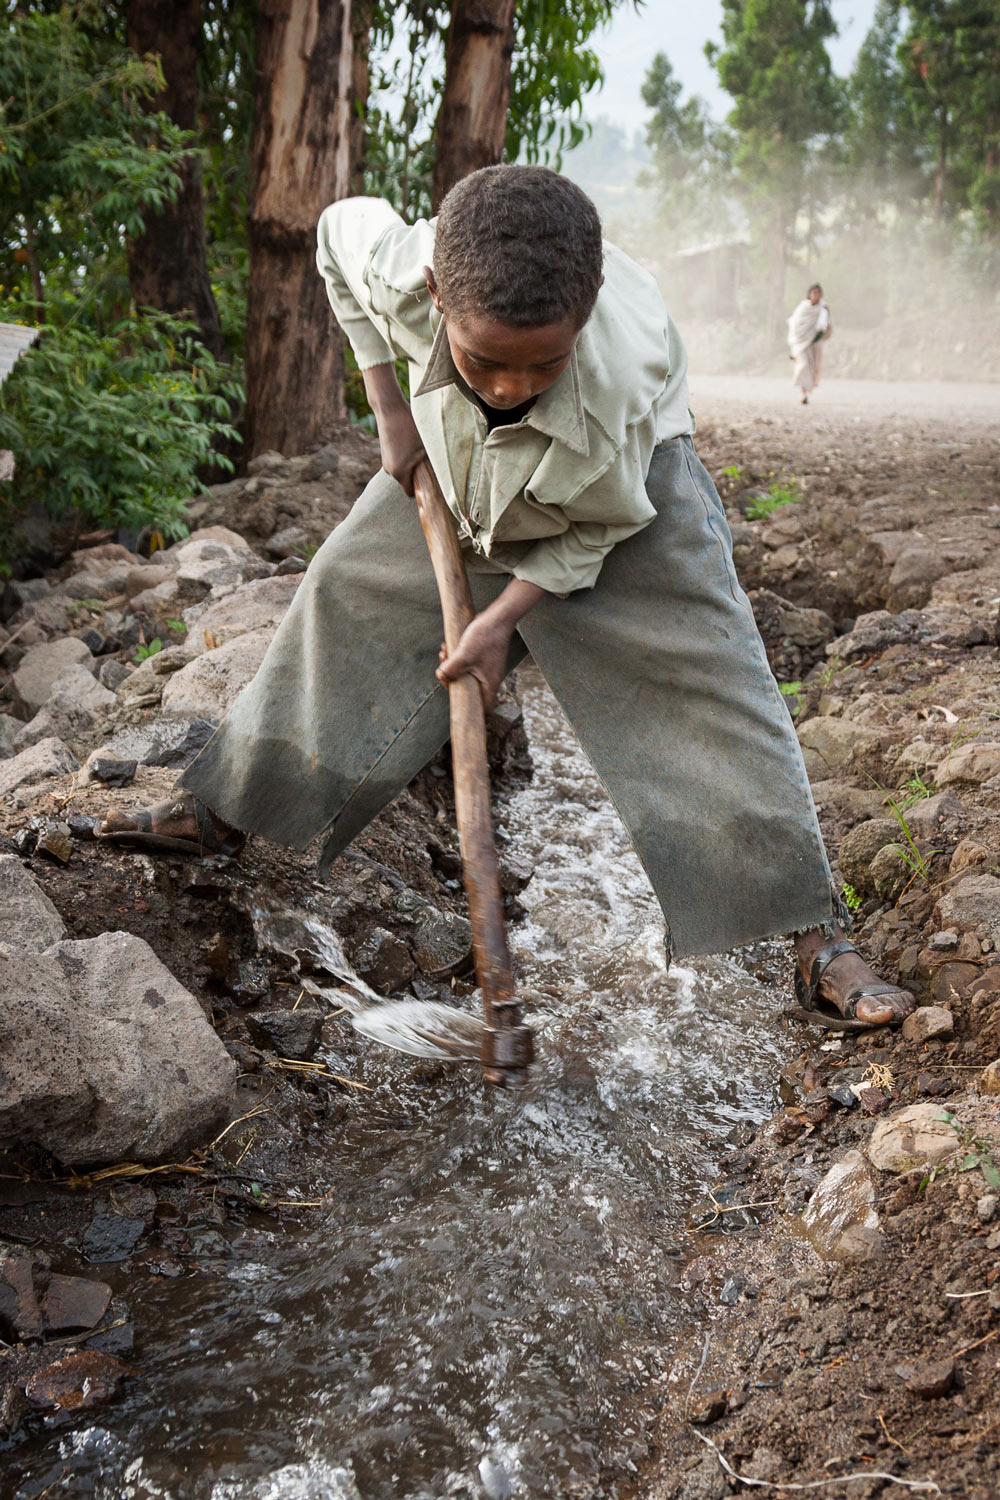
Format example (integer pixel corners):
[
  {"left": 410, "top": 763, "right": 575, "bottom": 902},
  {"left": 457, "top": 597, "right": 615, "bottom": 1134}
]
[{"left": 412, "top": 460, "right": 534, "bottom": 1087}]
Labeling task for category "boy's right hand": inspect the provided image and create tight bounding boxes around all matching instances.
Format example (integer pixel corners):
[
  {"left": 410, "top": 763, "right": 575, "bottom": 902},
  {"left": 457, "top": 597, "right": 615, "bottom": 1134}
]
[{"left": 362, "top": 363, "right": 426, "bottom": 496}]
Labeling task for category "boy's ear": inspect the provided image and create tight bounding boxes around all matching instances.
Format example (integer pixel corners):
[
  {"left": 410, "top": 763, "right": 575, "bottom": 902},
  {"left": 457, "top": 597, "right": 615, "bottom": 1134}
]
[{"left": 423, "top": 266, "right": 444, "bottom": 312}]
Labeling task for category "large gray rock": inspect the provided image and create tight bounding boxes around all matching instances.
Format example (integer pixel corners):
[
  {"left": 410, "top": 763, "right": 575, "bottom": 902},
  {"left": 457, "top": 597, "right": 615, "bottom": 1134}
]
[
  {"left": 0, "top": 854, "right": 65, "bottom": 951},
  {"left": 830, "top": 609, "right": 927, "bottom": 661},
  {"left": 0, "top": 737, "right": 79, "bottom": 799},
  {"left": 0, "top": 714, "right": 19, "bottom": 760},
  {"left": 796, "top": 716, "right": 882, "bottom": 778},
  {"left": 0, "top": 929, "right": 236, "bottom": 1165},
  {"left": 171, "top": 536, "right": 271, "bottom": 601},
  {"left": 13, "top": 665, "right": 116, "bottom": 754},
  {"left": 160, "top": 630, "right": 271, "bottom": 718},
  {"left": 12, "top": 638, "right": 94, "bottom": 715},
  {"left": 886, "top": 545, "right": 971, "bottom": 612},
  {"left": 935, "top": 875, "right": 1000, "bottom": 945},
  {"left": 190, "top": 574, "right": 302, "bottom": 656},
  {"left": 80, "top": 718, "right": 215, "bottom": 779},
  {"left": 905, "top": 791, "right": 965, "bottom": 840}
]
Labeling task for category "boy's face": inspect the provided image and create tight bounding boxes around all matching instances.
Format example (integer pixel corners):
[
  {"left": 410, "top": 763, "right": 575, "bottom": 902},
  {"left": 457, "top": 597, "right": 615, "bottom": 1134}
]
[
  {"left": 808, "top": 287, "right": 822, "bottom": 305},
  {"left": 424, "top": 269, "right": 579, "bottom": 410}
]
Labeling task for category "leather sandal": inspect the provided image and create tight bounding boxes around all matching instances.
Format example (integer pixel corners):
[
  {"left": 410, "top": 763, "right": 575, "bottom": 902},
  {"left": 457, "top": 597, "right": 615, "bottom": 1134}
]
[
  {"left": 98, "top": 796, "right": 244, "bottom": 857},
  {"left": 788, "top": 937, "right": 911, "bottom": 1032}
]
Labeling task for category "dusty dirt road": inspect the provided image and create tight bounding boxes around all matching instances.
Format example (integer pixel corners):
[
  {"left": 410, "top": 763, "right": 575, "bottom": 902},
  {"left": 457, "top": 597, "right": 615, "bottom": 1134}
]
[{"left": 690, "top": 374, "right": 999, "bottom": 428}]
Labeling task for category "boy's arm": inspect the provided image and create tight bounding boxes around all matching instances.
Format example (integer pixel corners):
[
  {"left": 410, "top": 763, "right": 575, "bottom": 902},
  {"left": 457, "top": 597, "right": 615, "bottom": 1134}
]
[
  {"left": 316, "top": 198, "right": 405, "bottom": 370},
  {"left": 362, "top": 363, "right": 427, "bottom": 496}
]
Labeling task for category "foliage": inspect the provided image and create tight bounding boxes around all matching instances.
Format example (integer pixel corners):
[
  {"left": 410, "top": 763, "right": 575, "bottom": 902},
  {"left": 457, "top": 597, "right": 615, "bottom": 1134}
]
[
  {"left": 841, "top": 882, "right": 863, "bottom": 913},
  {"left": 365, "top": 0, "right": 638, "bottom": 221},
  {"left": 0, "top": 309, "right": 243, "bottom": 560},
  {"left": 0, "top": 4, "right": 191, "bottom": 322},
  {"left": 639, "top": 51, "right": 733, "bottom": 225},
  {"left": 135, "top": 636, "right": 164, "bottom": 662},
  {"left": 744, "top": 479, "right": 802, "bottom": 520}
]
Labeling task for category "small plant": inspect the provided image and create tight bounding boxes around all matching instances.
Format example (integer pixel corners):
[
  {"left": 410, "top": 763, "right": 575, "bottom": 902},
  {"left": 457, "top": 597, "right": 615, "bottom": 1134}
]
[
  {"left": 134, "top": 636, "right": 163, "bottom": 662},
  {"left": 931, "top": 1111, "right": 1000, "bottom": 1192},
  {"left": 745, "top": 479, "right": 802, "bottom": 521},
  {"left": 779, "top": 680, "right": 804, "bottom": 717},
  {"left": 818, "top": 655, "right": 842, "bottom": 688},
  {"left": 871, "top": 777, "right": 941, "bottom": 887},
  {"left": 68, "top": 597, "right": 106, "bottom": 614},
  {"left": 841, "top": 882, "right": 863, "bottom": 913},
  {"left": 895, "top": 772, "right": 935, "bottom": 810},
  {"left": 165, "top": 618, "right": 187, "bottom": 636}
]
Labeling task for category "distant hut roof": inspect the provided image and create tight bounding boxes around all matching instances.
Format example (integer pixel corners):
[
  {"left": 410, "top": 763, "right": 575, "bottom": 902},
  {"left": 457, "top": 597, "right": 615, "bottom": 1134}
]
[{"left": 0, "top": 322, "right": 40, "bottom": 387}]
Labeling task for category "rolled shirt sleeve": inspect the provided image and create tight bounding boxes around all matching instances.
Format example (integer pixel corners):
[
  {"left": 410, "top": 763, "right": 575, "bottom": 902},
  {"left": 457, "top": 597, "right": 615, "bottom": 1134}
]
[
  {"left": 316, "top": 198, "right": 405, "bottom": 370},
  {"left": 511, "top": 516, "right": 653, "bottom": 595}
]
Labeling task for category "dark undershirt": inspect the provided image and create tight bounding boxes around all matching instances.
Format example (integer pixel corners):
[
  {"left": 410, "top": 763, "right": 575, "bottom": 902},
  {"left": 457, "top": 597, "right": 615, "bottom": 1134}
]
[{"left": 477, "top": 394, "right": 536, "bottom": 432}]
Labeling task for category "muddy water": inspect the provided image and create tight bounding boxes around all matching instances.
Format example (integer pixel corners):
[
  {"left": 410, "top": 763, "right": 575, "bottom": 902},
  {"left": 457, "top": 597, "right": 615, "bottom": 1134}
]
[{"left": 12, "top": 669, "right": 792, "bottom": 1500}]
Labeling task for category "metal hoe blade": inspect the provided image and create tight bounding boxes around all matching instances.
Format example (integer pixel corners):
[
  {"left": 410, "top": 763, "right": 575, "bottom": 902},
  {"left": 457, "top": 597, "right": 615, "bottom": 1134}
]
[{"left": 352, "top": 1000, "right": 487, "bottom": 1062}]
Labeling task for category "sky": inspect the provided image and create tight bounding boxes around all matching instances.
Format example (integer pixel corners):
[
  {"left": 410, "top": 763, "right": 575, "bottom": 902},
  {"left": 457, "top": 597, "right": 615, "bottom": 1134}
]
[{"left": 582, "top": 0, "right": 880, "bottom": 138}]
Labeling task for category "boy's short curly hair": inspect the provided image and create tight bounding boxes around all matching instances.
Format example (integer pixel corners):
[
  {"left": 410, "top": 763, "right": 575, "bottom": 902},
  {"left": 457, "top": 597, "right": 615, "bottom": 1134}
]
[{"left": 433, "top": 165, "right": 603, "bottom": 331}]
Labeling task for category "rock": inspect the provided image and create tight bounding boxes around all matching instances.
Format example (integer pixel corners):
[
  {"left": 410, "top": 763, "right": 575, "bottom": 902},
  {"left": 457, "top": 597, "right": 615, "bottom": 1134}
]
[
  {"left": 125, "top": 563, "right": 173, "bottom": 600},
  {"left": 98, "top": 658, "right": 131, "bottom": 692},
  {"left": 831, "top": 609, "right": 927, "bottom": 661},
  {"left": 41, "top": 1273, "right": 112, "bottom": 1334},
  {"left": 902, "top": 1005, "right": 954, "bottom": 1043},
  {"left": 160, "top": 631, "right": 271, "bottom": 718},
  {"left": 977, "top": 1194, "right": 998, "bottom": 1224},
  {"left": 796, "top": 716, "right": 882, "bottom": 778},
  {"left": 929, "top": 961, "right": 979, "bottom": 1005},
  {"left": 0, "top": 713, "right": 19, "bottom": 759},
  {"left": 978, "top": 1059, "right": 1000, "bottom": 1095},
  {"left": 11, "top": 637, "right": 94, "bottom": 715},
  {"left": 870, "top": 842, "right": 911, "bottom": 903},
  {"left": 411, "top": 909, "right": 474, "bottom": 977},
  {"left": 87, "top": 757, "right": 137, "bottom": 787},
  {"left": 189, "top": 574, "right": 302, "bottom": 655},
  {"left": 687, "top": 1388, "right": 729, "bottom": 1425},
  {"left": 25, "top": 1350, "right": 129, "bottom": 1411},
  {"left": 905, "top": 792, "right": 965, "bottom": 840},
  {"left": 936, "top": 742, "right": 1000, "bottom": 786},
  {"left": 894, "top": 738, "right": 942, "bottom": 774},
  {"left": 837, "top": 818, "right": 900, "bottom": 896},
  {"left": 0, "top": 929, "right": 236, "bottom": 1165},
  {"left": 300, "top": 443, "right": 341, "bottom": 481},
  {"left": 936, "top": 875, "right": 1000, "bottom": 945},
  {"left": 799, "top": 1150, "right": 882, "bottom": 1262},
  {"left": 0, "top": 853, "right": 66, "bottom": 950},
  {"left": 82, "top": 718, "right": 214, "bottom": 775},
  {"left": 246, "top": 450, "right": 288, "bottom": 478},
  {"left": 37, "top": 824, "right": 73, "bottom": 864},
  {"left": 0, "top": 1245, "right": 46, "bottom": 1340},
  {"left": 899, "top": 1357, "right": 956, "bottom": 1400},
  {"left": 352, "top": 927, "right": 415, "bottom": 994},
  {"left": 928, "top": 930, "right": 958, "bottom": 950},
  {"left": 950, "top": 839, "right": 990, "bottom": 876},
  {"left": 245, "top": 1005, "right": 324, "bottom": 1061},
  {"left": 265, "top": 526, "right": 311, "bottom": 560},
  {"left": 274, "top": 555, "right": 308, "bottom": 576},
  {"left": 171, "top": 536, "right": 271, "bottom": 600},
  {"left": 13, "top": 664, "right": 116, "bottom": 752},
  {"left": 867, "top": 1103, "right": 960, "bottom": 1173},
  {"left": 0, "top": 737, "right": 79, "bottom": 798},
  {"left": 748, "top": 588, "right": 836, "bottom": 678},
  {"left": 887, "top": 545, "right": 965, "bottom": 611},
  {"left": 81, "top": 1213, "right": 145, "bottom": 1263}
]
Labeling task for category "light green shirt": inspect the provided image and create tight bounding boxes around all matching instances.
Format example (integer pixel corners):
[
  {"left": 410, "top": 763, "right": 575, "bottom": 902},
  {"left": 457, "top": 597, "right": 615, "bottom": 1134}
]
[{"left": 316, "top": 197, "right": 694, "bottom": 594}]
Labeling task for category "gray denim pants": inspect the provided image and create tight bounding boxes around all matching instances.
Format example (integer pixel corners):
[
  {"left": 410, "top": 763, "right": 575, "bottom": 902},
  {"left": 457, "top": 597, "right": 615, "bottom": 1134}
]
[{"left": 181, "top": 437, "right": 835, "bottom": 957}]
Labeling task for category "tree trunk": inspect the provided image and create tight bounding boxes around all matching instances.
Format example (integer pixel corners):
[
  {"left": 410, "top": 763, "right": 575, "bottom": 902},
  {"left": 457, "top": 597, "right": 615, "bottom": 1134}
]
[
  {"left": 246, "top": 0, "right": 367, "bottom": 458},
  {"left": 126, "top": 0, "right": 224, "bottom": 358},
  {"left": 431, "top": 0, "right": 517, "bottom": 210}
]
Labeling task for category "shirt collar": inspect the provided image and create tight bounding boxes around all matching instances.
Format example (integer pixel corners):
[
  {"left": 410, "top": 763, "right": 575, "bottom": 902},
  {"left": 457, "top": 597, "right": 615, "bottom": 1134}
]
[{"left": 413, "top": 313, "right": 590, "bottom": 457}]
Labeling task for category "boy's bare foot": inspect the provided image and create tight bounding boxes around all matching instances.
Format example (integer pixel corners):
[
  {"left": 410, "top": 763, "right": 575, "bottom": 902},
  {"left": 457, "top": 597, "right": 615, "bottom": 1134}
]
[
  {"left": 98, "top": 794, "right": 243, "bottom": 857},
  {"left": 791, "top": 925, "right": 915, "bottom": 1031}
]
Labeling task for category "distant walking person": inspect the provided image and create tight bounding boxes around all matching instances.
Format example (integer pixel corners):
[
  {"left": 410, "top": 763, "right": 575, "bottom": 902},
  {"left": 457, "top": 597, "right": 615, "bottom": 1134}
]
[{"left": 788, "top": 283, "right": 831, "bottom": 405}]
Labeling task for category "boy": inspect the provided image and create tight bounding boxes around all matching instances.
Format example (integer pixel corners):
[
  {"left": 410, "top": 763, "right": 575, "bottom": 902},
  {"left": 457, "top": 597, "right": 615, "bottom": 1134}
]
[
  {"left": 102, "top": 167, "right": 911, "bottom": 1031},
  {"left": 788, "top": 282, "right": 832, "bottom": 405}
]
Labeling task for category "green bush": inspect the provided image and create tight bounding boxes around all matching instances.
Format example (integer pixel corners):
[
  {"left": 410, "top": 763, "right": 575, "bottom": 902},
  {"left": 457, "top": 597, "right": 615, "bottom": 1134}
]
[
  {"left": 0, "top": 309, "right": 242, "bottom": 561},
  {"left": 744, "top": 480, "right": 802, "bottom": 521}
]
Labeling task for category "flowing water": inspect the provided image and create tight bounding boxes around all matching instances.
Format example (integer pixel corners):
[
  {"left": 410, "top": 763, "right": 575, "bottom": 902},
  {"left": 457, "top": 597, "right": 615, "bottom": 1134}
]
[{"left": 10, "top": 668, "right": 793, "bottom": 1500}]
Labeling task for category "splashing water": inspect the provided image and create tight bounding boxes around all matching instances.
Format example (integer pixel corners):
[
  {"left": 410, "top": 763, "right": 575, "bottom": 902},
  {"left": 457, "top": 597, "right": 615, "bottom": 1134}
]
[{"left": 10, "top": 667, "right": 793, "bottom": 1500}]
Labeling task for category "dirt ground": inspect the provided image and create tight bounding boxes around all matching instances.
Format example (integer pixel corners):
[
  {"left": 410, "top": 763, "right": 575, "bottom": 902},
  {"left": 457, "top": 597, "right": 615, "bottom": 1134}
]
[{"left": 628, "top": 377, "right": 1000, "bottom": 1500}]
